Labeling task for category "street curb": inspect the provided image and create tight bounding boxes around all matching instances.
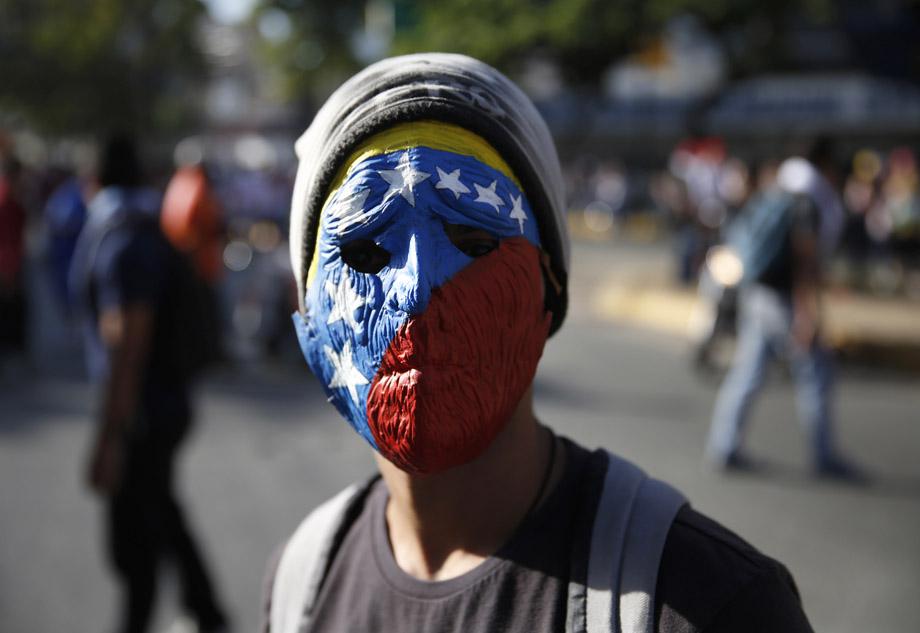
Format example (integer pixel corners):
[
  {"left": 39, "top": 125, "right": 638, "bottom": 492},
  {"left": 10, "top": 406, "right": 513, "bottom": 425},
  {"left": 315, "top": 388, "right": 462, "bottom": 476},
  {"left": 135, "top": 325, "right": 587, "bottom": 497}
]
[{"left": 591, "top": 282, "right": 920, "bottom": 373}]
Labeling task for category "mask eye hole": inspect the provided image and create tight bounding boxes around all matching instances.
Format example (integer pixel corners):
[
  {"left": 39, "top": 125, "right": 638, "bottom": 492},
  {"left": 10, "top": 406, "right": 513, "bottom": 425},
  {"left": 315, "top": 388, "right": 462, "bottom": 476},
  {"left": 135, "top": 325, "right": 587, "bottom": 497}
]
[
  {"left": 443, "top": 222, "right": 499, "bottom": 258},
  {"left": 340, "top": 239, "right": 391, "bottom": 274}
]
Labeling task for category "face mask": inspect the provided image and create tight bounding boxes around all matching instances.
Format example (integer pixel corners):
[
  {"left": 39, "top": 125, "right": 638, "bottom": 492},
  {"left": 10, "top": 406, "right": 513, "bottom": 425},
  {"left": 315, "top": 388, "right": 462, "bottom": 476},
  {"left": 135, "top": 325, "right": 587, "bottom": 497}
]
[{"left": 294, "top": 143, "right": 550, "bottom": 474}]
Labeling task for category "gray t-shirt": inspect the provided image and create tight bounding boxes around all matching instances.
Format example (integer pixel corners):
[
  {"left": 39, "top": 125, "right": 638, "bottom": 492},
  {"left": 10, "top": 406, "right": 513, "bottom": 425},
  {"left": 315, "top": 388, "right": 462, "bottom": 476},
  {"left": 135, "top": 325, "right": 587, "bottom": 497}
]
[
  {"left": 268, "top": 438, "right": 812, "bottom": 633},
  {"left": 307, "top": 443, "right": 585, "bottom": 633}
]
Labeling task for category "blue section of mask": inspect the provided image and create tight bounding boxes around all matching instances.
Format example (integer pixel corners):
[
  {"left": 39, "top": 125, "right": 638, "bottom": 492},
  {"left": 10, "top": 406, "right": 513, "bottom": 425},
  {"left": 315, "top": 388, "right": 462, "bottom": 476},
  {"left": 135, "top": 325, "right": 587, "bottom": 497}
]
[{"left": 294, "top": 146, "right": 541, "bottom": 448}]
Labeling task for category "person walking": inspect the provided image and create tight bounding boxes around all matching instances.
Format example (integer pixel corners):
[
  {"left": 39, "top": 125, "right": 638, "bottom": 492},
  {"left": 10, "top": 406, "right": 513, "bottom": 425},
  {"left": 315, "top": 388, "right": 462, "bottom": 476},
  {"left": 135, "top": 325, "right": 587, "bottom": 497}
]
[
  {"left": 706, "top": 140, "right": 858, "bottom": 478},
  {"left": 264, "top": 53, "right": 813, "bottom": 633},
  {"left": 71, "top": 134, "right": 228, "bottom": 633}
]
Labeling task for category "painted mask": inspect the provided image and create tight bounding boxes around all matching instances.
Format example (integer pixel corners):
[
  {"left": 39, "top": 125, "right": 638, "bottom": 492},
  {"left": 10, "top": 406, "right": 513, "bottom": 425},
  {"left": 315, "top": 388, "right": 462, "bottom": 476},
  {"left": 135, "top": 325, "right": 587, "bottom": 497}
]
[{"left": 294, "top": 123, "right": 551, "bottom": 474}]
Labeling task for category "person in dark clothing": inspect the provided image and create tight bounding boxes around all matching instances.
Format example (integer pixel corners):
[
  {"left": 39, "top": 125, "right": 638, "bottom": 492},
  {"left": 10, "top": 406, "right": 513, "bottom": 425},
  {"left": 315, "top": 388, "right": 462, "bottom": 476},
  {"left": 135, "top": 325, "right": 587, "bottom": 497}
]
[
  {"left": 72, "top": 135, "right": 228, "bottom": 633},
  {"left": 265, "top": 54, "right": 813, "bottom": 633}
]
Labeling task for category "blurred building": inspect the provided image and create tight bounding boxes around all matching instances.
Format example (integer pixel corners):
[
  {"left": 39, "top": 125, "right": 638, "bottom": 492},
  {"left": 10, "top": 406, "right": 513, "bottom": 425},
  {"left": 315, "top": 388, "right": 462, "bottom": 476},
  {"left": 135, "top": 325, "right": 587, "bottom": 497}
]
[{"left": 539, "top": 6, "right": 920, "bottom": 167}]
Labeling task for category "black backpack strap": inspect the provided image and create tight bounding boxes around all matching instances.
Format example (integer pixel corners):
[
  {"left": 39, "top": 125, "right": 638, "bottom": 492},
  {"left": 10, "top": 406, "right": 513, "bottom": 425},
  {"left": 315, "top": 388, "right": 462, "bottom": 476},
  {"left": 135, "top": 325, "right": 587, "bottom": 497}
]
[
  {"left": 567, "top": 451, "right": 686, "bottom": 633},
  {"left": 269, "top": 476, "right": 378, "bottom": 633}
]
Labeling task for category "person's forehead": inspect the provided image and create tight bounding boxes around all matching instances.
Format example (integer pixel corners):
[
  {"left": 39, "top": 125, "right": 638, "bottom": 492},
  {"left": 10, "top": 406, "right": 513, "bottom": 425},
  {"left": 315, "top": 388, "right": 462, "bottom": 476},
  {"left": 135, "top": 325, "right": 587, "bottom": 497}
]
[{"left": 319, "top": 145, "right": 541, "bottom": 247}]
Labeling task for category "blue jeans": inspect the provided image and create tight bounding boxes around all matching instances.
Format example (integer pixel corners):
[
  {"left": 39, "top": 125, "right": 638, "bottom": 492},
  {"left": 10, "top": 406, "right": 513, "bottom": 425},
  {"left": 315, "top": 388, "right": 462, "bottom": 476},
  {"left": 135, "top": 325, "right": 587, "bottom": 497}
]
[{"left": 707, "top": 284, "right": 836, "bottom": 467}]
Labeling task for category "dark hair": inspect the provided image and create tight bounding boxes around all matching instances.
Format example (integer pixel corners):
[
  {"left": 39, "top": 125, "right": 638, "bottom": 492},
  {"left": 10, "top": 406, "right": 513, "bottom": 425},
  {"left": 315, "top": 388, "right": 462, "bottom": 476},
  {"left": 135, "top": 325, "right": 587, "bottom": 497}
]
[
  {"left": 98, "top": 133, "right": 143, "bottom": 187},
  {"left": 805, "top": 136, "right": 836, "bottom": 170}
]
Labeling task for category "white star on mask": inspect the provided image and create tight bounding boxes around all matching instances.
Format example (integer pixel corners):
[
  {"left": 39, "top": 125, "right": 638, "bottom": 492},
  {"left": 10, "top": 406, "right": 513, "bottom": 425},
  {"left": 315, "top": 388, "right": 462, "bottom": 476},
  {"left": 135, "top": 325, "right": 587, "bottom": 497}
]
[
  {"left": 509, "top": 194, "right": 528, "bottom": 234},
  {"left": 379, "top": 152, "right": 430, "bottom": 207},
  {"left": 474, "top": 180, "right": 504, "bottom": 213},
  {"left": 325, "top": 340, "right": 368, "bottom": 405},
  {"left": 435, "top": 167, "right": 470, "bottom": 199},
  {"left": 328, "top": 187, "right": 371, "bottom": 234},
  {"left": 325, "top": 268, "right": 366, "bottom": 330}
]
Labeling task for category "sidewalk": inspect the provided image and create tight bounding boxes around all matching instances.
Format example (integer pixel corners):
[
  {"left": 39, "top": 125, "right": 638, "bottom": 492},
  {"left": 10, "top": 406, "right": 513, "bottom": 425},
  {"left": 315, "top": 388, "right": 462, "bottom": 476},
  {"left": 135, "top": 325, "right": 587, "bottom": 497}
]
[{"left": 568, "top": 215, "right": 920, "bottom": 373}]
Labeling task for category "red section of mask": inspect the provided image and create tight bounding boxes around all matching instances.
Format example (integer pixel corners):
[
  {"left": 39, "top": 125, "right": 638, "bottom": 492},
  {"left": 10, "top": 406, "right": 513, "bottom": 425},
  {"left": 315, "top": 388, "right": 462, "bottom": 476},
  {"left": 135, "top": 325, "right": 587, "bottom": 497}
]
[{"left": 366, "top": 237, "right": 552, "bottom": 474}]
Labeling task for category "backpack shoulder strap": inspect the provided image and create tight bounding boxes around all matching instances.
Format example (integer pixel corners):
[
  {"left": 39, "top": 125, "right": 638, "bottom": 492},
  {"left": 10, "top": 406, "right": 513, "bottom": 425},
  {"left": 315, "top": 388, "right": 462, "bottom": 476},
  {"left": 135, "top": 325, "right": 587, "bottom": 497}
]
[
  {"left": 732, "top": 190, "right": 797, "bottom": 283},
  {"left": 617, "top": 472, "right": 686, "bottom": 633},
  {"left": 269, "top": 478, "right": 376, "bottom": 633},
  {"left": 578, "top": 451, "right": 686, "bottom": 633}
]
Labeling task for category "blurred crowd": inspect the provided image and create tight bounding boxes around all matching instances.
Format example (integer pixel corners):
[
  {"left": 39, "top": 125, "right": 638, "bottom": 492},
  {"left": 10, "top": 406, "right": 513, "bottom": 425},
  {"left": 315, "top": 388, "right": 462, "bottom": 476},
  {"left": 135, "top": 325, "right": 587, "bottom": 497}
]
[
  {"left": 0, "top": 133, "right": 300, "bottom": 368},
  {"left": 2, "top": 131, "right": 918, "bottom": 369},
  {"left": 566, "top": 137, "right": 920, "bottom": 297}
]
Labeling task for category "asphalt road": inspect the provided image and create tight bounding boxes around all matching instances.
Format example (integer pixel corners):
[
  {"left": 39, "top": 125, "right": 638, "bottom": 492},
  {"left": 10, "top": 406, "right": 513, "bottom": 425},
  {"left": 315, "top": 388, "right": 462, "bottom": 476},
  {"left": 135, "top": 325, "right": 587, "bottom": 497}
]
[{"left": 2, "top": 240, "right": 918, "bottom": 633}]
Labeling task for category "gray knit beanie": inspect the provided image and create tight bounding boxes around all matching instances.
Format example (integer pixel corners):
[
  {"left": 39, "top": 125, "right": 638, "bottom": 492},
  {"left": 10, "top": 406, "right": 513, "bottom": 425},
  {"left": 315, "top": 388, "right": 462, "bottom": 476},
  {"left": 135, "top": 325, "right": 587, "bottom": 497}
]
[{"left": 289, "top": 52, "right": 570, "bottom": 334}]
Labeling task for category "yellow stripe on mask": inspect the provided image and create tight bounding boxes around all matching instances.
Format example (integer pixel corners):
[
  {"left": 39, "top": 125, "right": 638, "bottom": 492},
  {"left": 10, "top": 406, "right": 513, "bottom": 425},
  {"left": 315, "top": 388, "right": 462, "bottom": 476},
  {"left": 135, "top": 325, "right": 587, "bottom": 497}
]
[
  {"left": 307, "top": 121, "right": 519, "bottom": 291},
  {"left": 333, "top": 121, "right": 520, "bottom": 189}
]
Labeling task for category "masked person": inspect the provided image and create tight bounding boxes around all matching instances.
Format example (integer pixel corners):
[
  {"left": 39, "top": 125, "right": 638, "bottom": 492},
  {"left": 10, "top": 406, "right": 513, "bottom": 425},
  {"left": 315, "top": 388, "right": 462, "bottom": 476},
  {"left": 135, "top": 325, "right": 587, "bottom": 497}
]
[{"left": 265, "top": 54, "right": 813, "bottom": 633}]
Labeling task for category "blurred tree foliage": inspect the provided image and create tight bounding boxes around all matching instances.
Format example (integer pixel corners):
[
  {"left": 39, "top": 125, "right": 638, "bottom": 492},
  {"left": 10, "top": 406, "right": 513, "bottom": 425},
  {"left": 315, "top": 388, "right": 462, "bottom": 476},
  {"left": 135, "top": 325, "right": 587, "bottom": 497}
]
[
  {"left": 252, "top": 0, "right": 367, "bottom": 108},
  {"left": 0, "top": 0, "right": 207, "bottom": 136},
  {"left": 252, "top": 0, "right": 852, "bottom": 103},
  {"left": 394, "top": 0, "right": 843, "bottom": 84}
]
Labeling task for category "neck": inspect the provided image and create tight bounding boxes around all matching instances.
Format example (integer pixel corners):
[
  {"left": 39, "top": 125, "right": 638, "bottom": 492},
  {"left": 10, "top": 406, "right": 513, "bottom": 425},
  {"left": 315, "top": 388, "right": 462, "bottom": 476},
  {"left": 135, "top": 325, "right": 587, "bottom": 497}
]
[{"left": 375, "top": 386, "right": 561, "bottom": 581}]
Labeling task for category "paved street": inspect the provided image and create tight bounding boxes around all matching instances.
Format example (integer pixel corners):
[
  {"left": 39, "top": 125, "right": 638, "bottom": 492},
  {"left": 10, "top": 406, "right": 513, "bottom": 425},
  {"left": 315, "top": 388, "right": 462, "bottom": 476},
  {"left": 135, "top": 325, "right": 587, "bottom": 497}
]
[{"left": 2, "top": 239, "right": 919, "bottom": 633}]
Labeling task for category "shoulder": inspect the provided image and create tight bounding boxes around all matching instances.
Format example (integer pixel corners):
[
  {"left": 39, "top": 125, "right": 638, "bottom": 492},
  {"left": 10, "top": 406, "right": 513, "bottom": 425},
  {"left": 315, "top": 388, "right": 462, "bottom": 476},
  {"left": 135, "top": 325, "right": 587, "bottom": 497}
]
[
  {"left": 263, "top": 477, "right": 380, "bottom": 633},
  {"left": 102, "top": 223, "right": 164, "bottom": 263},
  {"left": 575, "top": 446, "right": 813, "bottom": 632},
  {"left": 286, "top": 480, "right": 373, "bottom": 553},
  {"left": 656, "top": 506, "right": 813, "bottom": 633},
  {"left": 92, "top": 208, "right": 166, "bottom": 269},
  {"left": 92, "top": 219, "right": 170, "bottom": 303}
]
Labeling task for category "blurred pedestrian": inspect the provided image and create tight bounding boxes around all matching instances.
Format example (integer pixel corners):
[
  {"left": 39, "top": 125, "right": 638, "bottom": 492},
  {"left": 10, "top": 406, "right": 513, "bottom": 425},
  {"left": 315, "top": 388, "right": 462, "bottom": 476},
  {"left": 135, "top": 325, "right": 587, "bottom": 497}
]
[
  {"left": 0, "top": 152, "right": 28, "bottom": 365},
  {"left": 264, "top": 54, "right": 812, "bottom": 633},
  {"left": 881, "top": 147, "right": 920, "bottom": 267},
  {"left": 668, "top": 137, "right": 728, "bottom": 285},
  {"left": 707, "top": 139, "right": 859, "bottom": 479},
  {"left": 71, "top": 134, "right": 228, "bottom": 633},
  {"left": 161, "top": 161, "right": 224, "bottom": 284},
  {"left": 161, "top": 158, "right": 225, "bottom": 361},
  {"left": 43, "top": 170, "right": 88, "bottom": 316}
]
